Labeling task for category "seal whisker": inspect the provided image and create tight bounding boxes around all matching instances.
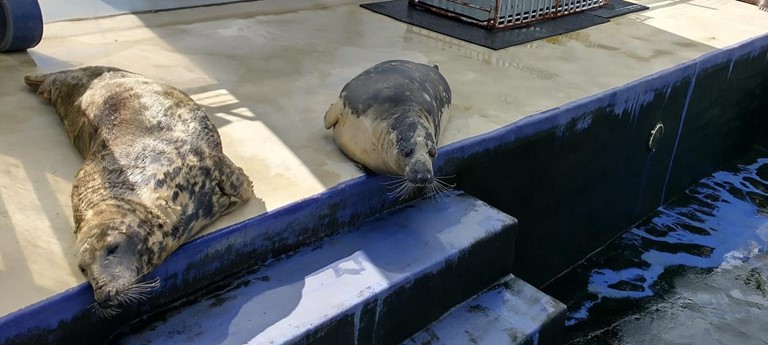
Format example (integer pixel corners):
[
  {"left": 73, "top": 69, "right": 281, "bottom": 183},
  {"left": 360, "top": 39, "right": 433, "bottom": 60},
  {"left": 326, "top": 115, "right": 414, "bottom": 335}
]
[
  {"left": 434, "top": 178, "right": 455, "bottom": 188},
  {"left": 94, "top": 304, "right": 121, "bottom": 319},
  {"left": 384, "top": 178, "right": 407, "bottom": 189},
  {"left": 127, "top": 286, "right": 157, "bottom": 293},
  {"left": 391, "top": 182, "right": 410, "bottom": 199},
  {"left": 131, "top": 276, "right": 161, "bottom": 288},
  {"left": 128, "top": 272, "right": 160, "bottom": 285},
  {"left": 389, "top": 178, "right": 409, "bottom": 187},
  {"left": 426, "top": 184, "right": 441, "bottom": 202},
  {"left": 431, "top": 184, "right": 447, "bottom": 202},
  {"left": 387, "top": 180, "right": 412, "bottom": 198},
  {"left": 124, "top": 287, "right": 157, "bottom": 295},
  {"left": 424, "top": 179, "right": 452, "bottom": 202},
  {"left": 387, "top": 185, "right": 406, "bottom": 197},
  {"left": 433, "top": 174, "right": 456, "bottom": 179},
  {"left": 402, "top": 184, "right": 418, "bottom": 200},
  {"left": 125, "top": 285, "right": 156, "bottom": 295},
  {"left": 434, "top": 180, "right": 452, "bottom": 191},
  {"left": 436, "top": 185, "right": 450, "bottom": 200},
  {"left": 398, "top": 184, "right": 411, "bottom": 199},
  {"left": 116, "top": 294, "right": 134, "bottom": 305},
  {"left": 381, "top": 177, "right": 407, "bottom": 185}
]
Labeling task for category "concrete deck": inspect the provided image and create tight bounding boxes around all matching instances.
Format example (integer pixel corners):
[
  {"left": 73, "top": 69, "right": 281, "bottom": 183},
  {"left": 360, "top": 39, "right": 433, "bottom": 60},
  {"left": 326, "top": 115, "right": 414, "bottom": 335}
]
[{"left": 0, "top": 0, "right": 766, "bottom": 317}]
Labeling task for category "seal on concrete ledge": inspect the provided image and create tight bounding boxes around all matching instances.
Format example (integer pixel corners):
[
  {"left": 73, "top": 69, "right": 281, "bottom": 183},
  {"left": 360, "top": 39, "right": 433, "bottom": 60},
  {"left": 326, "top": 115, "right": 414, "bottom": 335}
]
[
  {"left": 324, "top": 59, "right": 453, "bottom": 199},
  {"left": 24, "top": 66, "right": 255, "bottom": 317},
  {"left": 736, "top": 0, "right": 768, "bottom": 11}
]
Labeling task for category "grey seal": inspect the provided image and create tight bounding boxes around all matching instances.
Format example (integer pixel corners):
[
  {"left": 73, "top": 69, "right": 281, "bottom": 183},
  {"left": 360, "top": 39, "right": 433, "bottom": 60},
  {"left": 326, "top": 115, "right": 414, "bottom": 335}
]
[
  {"left": 24, "top": 66, "right": 255, "bottom": 317},
  {"left": 324, "top": 59, "right": 453, "bottom": 198}
]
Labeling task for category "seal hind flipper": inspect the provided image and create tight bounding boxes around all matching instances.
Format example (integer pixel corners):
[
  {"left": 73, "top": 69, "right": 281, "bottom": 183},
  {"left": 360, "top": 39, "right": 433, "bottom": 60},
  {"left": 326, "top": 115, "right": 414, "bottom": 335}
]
[
  {"left": 324, "top": 100, "right": 342, "bottom": 129},
  {"left": 23, "top": 74, "right": 47, "bottom": 90},
  {"left": 23, "top": 73, "right": 53, "bottom": 99}
]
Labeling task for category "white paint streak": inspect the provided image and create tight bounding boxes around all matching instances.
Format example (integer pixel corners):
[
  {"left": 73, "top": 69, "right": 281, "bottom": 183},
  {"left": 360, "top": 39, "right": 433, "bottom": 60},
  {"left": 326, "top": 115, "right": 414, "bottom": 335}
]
[{"left": 353, "top": 306, "right": 361, "bottom": 345}]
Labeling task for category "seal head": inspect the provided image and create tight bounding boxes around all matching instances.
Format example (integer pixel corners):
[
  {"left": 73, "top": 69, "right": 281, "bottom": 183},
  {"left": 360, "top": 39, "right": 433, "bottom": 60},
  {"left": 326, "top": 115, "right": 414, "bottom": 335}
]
[
  {"left": 389, "top": 111, "right": 438, "bottom": 186},
  {"left": 75, "top": 209, "right": 159, "bottom": 314}
]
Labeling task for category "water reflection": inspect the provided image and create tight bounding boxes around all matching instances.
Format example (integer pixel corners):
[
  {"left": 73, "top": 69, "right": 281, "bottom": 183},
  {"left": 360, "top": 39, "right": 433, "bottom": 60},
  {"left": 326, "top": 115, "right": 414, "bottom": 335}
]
[{"left": 545, "top": 150, "right": 768, "bottom": 344}]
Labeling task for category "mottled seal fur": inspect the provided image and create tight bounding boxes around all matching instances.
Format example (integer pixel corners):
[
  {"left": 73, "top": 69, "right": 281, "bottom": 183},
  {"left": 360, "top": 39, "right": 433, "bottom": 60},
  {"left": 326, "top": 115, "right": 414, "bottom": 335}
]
[
  {"left": 736, "top": 0, "right": 768, "bottom": 11},
  {"left": 324, "top": 60, "right": 452, "bottom": 198},
  {"left": 24, "top": 66, "right": 254, "bottom": 316}
]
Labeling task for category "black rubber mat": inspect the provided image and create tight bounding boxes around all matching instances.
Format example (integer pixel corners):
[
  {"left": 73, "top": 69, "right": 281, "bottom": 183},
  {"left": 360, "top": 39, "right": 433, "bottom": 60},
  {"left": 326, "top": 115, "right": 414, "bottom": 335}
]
[
  {"left": 586, "top": 0, "right": 649, "bottom": 18},
  {"left": 360, "top": 0, "right": 648, "bottom": 50}
]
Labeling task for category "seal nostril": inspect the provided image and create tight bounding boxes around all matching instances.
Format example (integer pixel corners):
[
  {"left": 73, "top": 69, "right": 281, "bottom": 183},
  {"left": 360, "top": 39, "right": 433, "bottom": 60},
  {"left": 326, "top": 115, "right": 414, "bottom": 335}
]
[{"left": 417, "top": 172, "right": 432, "bottom": 184}]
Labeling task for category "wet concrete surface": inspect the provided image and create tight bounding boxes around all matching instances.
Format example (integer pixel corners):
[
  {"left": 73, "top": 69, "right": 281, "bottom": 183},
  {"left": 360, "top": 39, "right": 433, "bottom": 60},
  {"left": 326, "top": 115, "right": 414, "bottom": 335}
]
[
  {"left": 1, "top": 0, "right": 766, "bottom": 316},
  {"left": 544, "top": 147, "right": 768, "bottom": 345},
  {"left": 36, "top": 0, "right": 252, "bottom": 23}
]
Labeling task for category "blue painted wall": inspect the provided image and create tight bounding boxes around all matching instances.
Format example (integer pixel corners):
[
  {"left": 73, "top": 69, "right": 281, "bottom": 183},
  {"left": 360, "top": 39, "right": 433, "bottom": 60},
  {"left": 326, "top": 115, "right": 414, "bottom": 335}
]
[{"left": 449, "top": 33, "right": 768, "bottom": 287}]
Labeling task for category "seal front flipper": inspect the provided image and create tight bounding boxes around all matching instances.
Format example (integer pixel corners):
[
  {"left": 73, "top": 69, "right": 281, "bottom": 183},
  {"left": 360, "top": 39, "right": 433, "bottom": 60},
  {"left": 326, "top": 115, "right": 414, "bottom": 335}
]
[
  {"left": 324, "top": 100, "right": 342, "bottom": 129},
  {"left": 354, "top": 162, "right": 376, "bottom": 175},
  {"left": 214, "top": 156, "right": 255, "bottom": 216}
]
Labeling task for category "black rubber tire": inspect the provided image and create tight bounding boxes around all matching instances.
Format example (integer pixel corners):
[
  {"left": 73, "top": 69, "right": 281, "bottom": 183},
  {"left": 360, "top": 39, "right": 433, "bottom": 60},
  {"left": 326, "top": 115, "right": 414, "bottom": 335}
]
[{"left": 0, "top": 0, "right": 44, "bottom": 52}]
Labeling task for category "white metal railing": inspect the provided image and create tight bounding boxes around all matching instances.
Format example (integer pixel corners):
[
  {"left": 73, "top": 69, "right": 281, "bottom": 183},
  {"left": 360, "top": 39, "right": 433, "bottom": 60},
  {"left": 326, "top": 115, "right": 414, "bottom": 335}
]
[{"left": 410, "top": 0, "right": 608, "bottom": 29}]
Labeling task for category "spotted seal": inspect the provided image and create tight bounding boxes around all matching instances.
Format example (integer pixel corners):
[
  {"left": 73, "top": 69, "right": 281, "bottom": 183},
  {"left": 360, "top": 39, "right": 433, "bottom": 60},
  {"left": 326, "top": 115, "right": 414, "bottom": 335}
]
[
  {"left": 24, "top": 66, "right": 255, "bottom": 317},
  {"left": 323, "top": 59, "right": 452, "bottom": 198}
]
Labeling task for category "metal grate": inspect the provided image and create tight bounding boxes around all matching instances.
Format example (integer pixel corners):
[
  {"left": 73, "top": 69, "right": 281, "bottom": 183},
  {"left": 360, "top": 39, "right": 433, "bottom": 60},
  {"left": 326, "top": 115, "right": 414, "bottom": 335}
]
[{"left": 409, "top": 0, "right": 608, "bottom": 29}]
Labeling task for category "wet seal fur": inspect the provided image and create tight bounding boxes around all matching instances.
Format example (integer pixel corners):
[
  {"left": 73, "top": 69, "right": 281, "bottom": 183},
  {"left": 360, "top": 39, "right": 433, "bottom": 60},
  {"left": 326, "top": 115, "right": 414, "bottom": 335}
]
[
  {"left": 324, "top": 60, "right": 453, "bottom": 199},
  {"left": 24, "top": 66, "right": 255, "bottom": 317}
]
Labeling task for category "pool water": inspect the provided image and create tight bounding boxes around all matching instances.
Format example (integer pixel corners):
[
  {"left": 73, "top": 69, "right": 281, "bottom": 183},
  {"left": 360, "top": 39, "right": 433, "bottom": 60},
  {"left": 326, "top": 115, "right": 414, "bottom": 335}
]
[{"left": 543, "top": 147, "right": 768, "bottom": 345}]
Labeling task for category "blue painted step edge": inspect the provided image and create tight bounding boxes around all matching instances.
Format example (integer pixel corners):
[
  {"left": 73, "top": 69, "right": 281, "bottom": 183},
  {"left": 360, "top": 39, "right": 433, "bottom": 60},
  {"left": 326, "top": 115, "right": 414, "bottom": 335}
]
[
  {"left": 404, "top": 273, "right": 567, "bottom": 345},
  {"left": 0, "top": 171, "right": 438, "bottom": 344},
  {"left": 118, "top": 190, "right": 518, "bottom": 345}
]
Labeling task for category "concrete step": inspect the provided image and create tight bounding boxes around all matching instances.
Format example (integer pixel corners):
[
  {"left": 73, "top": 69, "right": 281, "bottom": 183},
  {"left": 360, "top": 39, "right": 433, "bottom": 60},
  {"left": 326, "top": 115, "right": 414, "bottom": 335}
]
[
  {"left": 116, "top": 190, "right": 518, "bottom": 345},
  {"left": 403, "top": 274, "right": 567, "bottom": 345}
]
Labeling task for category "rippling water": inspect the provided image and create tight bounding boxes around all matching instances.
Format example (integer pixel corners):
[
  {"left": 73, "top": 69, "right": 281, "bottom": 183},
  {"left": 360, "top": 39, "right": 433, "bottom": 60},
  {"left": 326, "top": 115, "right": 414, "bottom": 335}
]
[{"left": 545, "top": 149, "right": 768, "bottom": 345}]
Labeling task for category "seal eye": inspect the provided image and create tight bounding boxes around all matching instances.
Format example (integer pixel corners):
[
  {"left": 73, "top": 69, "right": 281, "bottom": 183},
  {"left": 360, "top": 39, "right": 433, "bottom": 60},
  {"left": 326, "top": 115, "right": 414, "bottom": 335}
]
[
  {"left": 428, "top": 148, "right": 436, "bottom": 158},
  {"left": 402, "top": 147, "right": 414, "bottom": 158},
  {"left": 106, "top": 244, "right": 120, "bottom": 256},
  {"left": 78, "top": 266, "right": 87, "bottom": 275}
]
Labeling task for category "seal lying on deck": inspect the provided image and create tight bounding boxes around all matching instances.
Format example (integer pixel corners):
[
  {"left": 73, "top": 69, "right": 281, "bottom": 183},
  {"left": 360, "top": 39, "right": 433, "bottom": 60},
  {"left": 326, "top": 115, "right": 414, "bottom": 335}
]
[
  {"left": 736, "top": 0, "right": 768, "bottom": 10},
  {"left": 324, "top": 59, "right": 452, "bottom": 199},
  {"left": 24, "top": 66, "right": 255, "bottom": 317}
]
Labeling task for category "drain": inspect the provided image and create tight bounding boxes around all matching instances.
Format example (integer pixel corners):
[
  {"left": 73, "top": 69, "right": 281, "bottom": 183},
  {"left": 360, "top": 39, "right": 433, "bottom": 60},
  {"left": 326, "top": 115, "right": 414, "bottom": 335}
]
[{"left": 648, "top": 121, "right": 664, "bottom": 151}]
